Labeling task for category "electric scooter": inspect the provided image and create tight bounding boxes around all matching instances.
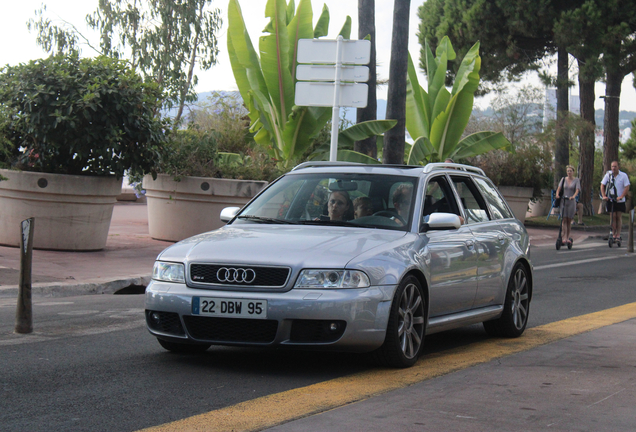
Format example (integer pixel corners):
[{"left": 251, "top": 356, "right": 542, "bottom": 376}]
[
  {"left": 555, "top": 196, "right": 573, "bottom": 250},
  {"left": 607, "top": 198, "right": 622, "bottom": 248}
]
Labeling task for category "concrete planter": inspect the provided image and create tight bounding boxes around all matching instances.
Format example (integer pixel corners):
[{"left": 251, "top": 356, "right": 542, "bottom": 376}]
[
  {"left": 0, "top": 169, "right": 122, "bottom": 251},
  {"left": 498, "top": 186, "right": 533, "bottom": 224},
  {"left": 526, "top": 188, "right": 552, "bottom": 218},
  {"left": 143, "top": 174, "right": 268, "bottom": 242}
]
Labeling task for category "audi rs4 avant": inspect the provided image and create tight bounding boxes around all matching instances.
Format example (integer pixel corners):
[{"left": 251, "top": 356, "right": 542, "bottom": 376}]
[{"left": 145, "top": 162, "right": 533, "bottom": 368}]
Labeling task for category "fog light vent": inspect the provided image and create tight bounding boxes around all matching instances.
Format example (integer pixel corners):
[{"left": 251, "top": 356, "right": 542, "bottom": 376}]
[{"left": 290, "top": 319, "right": 346, "bottom": 343}]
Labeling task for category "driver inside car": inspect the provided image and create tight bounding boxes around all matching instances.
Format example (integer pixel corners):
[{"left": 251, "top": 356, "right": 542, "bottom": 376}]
[{"left": 391, "top": 184, "right": 413, "bottom": 226}]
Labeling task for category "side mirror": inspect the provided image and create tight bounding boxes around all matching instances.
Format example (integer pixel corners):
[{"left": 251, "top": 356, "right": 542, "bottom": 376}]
[
  {"left": 421, "top": 212, "right": 461, "bottom": 232},
  {"left": 220, "top": 207, "right": 241, "bottom": 223}
]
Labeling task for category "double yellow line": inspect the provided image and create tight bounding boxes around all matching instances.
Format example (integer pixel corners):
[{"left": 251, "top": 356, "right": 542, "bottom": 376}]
[{"left": 142, "top": 302, "right": 636, "bottom": 432}]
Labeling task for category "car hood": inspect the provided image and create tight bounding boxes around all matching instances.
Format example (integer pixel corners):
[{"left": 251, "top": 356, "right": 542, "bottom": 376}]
[{"left": 157, "top": 224, "right": 408, "bottom": 269}]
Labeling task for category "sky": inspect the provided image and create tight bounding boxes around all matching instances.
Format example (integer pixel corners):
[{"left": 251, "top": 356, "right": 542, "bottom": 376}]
[{"left": 2, "top": 0, "right": 636, "bottom": 113}]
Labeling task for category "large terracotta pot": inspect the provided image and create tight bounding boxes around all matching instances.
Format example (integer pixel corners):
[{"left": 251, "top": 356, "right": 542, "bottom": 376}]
[
  {"left": 0, "top": 169, "right": 122, "bottom": 251},
  {"left": 498, "top": 186, "right": 533, "bottom": 224},
  {"left": 143, "top": 174, "right": 268, "bottom": 242}
]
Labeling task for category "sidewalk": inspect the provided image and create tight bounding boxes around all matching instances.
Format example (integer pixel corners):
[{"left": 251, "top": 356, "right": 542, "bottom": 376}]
[
  {"left": 264, "top": 317, "right": 636, "bottom": 432},
  {"left": 0, "top": 202, "right": 171, "bottom": 298},
  {"left": 0, "top": 204, "right": 604, "bottom": 299}
]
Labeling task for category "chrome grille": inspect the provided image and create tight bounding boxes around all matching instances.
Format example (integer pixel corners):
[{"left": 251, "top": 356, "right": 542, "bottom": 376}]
[{"left": 189, "top": 264, "right": 290, "bottom": 287}]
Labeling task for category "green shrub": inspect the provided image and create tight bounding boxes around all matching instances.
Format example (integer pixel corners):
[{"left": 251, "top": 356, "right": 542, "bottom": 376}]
[
  {"left": 156, "top": 128, "right": 219, "bottom": 180},
  {"left": 189, "top": 92, "right": 253, "bottom": 154},
  {"left": 152, "top": 127, "right": 283, "bottom": 183},
  {"left": 465, "top": 142, "right": 553, "bottom": 199},
  {"left": 0, "top": 54, "right": 165, "bottom": 177}
]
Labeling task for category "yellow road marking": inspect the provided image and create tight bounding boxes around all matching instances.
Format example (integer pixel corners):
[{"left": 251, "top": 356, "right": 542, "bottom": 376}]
[{"left": 141, "top": 302, "right": 636, "bottom": 432}]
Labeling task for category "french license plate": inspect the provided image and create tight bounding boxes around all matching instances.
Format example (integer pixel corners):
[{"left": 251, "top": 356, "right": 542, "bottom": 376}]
[{"left": 192, "top": 297, "right": 267, "bottom": 319}]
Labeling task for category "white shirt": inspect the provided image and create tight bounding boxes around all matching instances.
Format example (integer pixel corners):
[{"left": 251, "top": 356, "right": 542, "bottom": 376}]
[{"left": 601, "top": 170, "right": 630, "bottom": 202}]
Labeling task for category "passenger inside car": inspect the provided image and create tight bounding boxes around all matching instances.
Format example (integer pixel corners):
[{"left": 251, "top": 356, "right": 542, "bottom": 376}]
[
  {"left": 423, "top": 177, "right": 465, "bottom": 224},
  {"left": 391, "top": 184, "right": 414, "bottom": 225},
  {"left": 353, "top": 196, "right": 374, "bottom": 219}
]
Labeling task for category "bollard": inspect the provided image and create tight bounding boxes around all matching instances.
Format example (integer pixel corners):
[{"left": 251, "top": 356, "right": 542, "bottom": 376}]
[
  {"left": 15, "top": 218, "right": 34, "bottom": 334},
  {"left": 629, "top": 209, "right": 634, "bottom": 253}
]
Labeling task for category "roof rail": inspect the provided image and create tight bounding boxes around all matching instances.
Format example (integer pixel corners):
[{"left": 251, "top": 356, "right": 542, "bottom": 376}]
[
  {"left": 422, "top": 163, "right": 486, "bottom": 176},
  {"left": 291, "top": 161, "right": 364, "bottom": 171}
]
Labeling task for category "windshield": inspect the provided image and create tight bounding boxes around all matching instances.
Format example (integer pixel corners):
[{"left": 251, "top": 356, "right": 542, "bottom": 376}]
[{"left": 236, "top": 173, "right": 418, "bottom": 231}]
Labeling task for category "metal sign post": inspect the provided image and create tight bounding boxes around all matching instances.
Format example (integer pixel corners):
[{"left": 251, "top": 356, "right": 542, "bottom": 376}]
[
  {"left": 329, "top": 36, "right": 344, "bottom": 162},
  {"left": 295, "top": 37, "right": 371, "bottom": 162}
]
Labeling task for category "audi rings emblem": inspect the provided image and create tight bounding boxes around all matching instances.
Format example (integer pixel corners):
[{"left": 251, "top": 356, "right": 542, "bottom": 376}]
[{"left": 216, "top": 267, "right": 257, "bottom": 284}]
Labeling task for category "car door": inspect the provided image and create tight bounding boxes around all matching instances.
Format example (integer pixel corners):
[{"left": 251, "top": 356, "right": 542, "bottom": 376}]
[
  {"left": 450, "top": 174, "right": 505, "bottom": 309},
  {"left": 418, "top": 174, "right": 478, "bottom": 317}
]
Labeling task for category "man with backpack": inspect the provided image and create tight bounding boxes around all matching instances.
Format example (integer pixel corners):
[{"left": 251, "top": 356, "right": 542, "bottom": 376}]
[{"left": 601, "top": 161, "right": 631, "bottom": 243}]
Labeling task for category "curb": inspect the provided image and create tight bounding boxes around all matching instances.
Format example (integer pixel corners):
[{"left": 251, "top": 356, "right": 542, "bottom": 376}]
[
  {"left": 0, "top": 275, "right": 151, "bottom": 299},
  {"left": 524, "top": 223, "right": 627, "bottom": 233}
]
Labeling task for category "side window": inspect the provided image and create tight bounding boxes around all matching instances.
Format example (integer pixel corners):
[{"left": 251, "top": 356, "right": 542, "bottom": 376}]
[
  {"left": 450, "top": 176, "right": 490, "bottom": 224},
  {"left": 422, "top": 176, "right": 460, "bottom": 220},
  {"left": 474, "top": 177, "right": 514, "bottom": 220}
]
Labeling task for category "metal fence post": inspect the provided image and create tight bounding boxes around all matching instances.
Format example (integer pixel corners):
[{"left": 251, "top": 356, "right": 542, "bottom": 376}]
[{"left": 15, "top": 218, "right": 34, "bottom": 334}]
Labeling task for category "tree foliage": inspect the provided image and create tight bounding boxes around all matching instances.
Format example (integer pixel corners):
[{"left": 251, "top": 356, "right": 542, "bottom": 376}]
[
  {"left": 28, "top": 0, "right": 222, "bottom": 125},
  {"left": 418, "top": 0, "right": 554, "bottom": 93},
  {"left": 0, "top": 54, "right": 165, "bottom": 177}
]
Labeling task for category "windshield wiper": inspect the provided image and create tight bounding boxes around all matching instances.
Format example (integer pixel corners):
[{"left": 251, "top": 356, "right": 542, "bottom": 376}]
[
  {"left": 237, "top": 215, "right": 296, "bottom": 224},
  {"left": 296, "top": 219, "right": 362, "bottom": 227}
]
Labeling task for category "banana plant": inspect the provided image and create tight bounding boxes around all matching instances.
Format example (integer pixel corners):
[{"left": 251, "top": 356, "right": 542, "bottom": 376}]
[
  {"left": 405, "top": 36, "right": 511, "bottom": 164},
  {"left": 308, "top": 119, "right": 397, "bottom": 163},
  {"left": 228, "top": 0, "right": 352, "bottom": 169}
]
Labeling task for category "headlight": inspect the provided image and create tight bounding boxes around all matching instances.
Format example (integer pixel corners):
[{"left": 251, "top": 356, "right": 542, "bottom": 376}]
[
  {"left": 295, "top": 270, "right": 370, "bottom": 289},
  {"left": 152, "top": 262, "right": 185, "bottom": 283}
]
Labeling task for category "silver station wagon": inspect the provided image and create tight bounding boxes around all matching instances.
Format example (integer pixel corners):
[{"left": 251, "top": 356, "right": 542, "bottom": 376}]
[{"left": 145, "top": 162, "right": 532, "bottom": 367}]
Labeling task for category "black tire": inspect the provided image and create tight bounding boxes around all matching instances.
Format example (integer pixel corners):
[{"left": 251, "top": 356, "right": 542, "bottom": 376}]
[
  {"left": 483, "top": 263, "right": 530, "bottom": 338},
  {"left": 608, "top": 238, "right": 613, "bottom": 248},
  {"left": 567, "top": 239, "right": 572, "bottom": 250},
  {"left": 556, "top": 238, "right": 561, "bottom": 250},
  {"left": 373, "top": 275, "right": 426, "bottom": 368},
  {"left": 157, "top": 338, "right": 211, "bottom": 353}
]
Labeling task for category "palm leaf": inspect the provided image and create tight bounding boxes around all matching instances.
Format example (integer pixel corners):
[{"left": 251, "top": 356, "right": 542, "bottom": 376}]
[
  {"left": 407, "top": 136, "right": 436, "bottom": 165},
  {"left": 287, "top": 0, "right": 314, "bottom": 82},
  {"left": 405, "top": 53, "right": 430, "bottom": 140},
  {"left": 261, "top": 0, "right": 295, "bottom": 123},
  {"left": 451, "top": 131, "right": 511, "bottom": 160},
  {"left": 313, "top": 4, "right": 329, "bottom": 38}
]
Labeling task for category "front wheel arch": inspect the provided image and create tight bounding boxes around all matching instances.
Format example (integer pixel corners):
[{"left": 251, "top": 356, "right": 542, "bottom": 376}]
[{"left": 373, "top": 274, "right": 428, "bottom": 368}]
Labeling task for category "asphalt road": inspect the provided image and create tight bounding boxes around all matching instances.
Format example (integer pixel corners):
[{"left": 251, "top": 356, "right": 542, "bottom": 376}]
[{"left": 1, "top": 238, "right": 635, "bottom": 432}]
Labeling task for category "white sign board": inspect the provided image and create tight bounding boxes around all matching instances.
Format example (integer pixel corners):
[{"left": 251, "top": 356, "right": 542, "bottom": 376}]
[
  {"left": 295, "top": 82, "right": 368, "bottom": 108},
  {"left": 297, "top": 39, "right": 371, "bottom": 65},
  {"left": 296, "top": 65, "right": 369, "bottom": 82}
]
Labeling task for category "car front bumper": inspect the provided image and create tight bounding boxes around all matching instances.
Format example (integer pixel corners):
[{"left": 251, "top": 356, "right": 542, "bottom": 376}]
[{"left": 145, "top": 280, "right": 396, "bottom": 353}]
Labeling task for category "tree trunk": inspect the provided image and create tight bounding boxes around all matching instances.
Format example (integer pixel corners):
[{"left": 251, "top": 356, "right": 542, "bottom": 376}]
[
  {"left": 578, "top": 71, "right": 595, "bottom": 216},
  {"left": 554, "top": 46, "right": 570, "bottom": 189},
  {"left": 355, "top": 0, "right": 377, "bottom": 158},
  {"left": 382, "top": 0, "right": 411, "bottom": 164},
  {"left": 603, "top": 70, "right": 623, "bottom": 172}
]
